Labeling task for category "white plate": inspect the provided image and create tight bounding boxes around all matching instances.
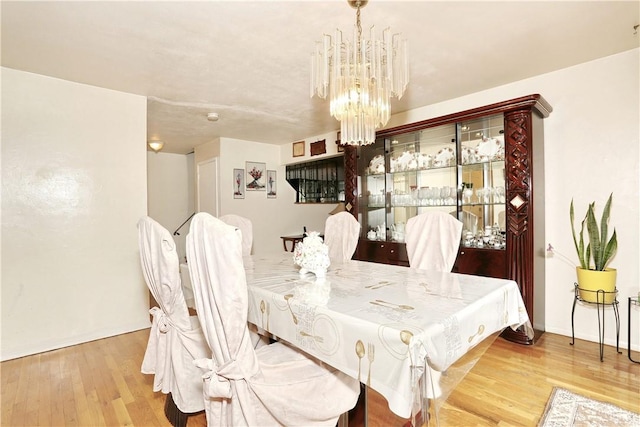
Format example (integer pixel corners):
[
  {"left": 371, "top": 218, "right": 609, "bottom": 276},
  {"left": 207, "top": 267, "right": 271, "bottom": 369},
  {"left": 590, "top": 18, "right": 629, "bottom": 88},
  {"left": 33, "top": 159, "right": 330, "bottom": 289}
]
[
  {"left": 476, "top": 138, "right": 500, "bottom": 157},
  {"left": 368, "top": 155, "right": 385, "bottom": 174},
  {"left": 435, "top": 147, "right": 455, "bottom": 163}
]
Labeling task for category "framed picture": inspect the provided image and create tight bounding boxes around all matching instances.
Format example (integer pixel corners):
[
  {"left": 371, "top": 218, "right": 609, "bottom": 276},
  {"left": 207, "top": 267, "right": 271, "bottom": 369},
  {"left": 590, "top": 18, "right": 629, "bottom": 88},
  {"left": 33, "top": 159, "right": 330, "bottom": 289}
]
[
  {"left": 310, "top": 139, "right": 326, "bottom": 156},
  {"left": 246, "top": 161, "right": 266, "bottom": 191},
  {"left": 292, "top": 141, "right": 305, "bottom": 157},
  {"left": 266, "top": 170, "right": 277, "bottom": 198},
  {"left": 336, "top": 131, "right": 344, "bottom": 152},
  {"left": 233, "top": 168, "right": 245, "bottom": 199}
]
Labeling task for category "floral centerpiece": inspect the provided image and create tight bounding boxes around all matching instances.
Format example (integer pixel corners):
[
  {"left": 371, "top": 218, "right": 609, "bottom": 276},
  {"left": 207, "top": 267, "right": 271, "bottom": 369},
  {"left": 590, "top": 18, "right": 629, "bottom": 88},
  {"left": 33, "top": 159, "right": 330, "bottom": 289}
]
[{"left": 293, "top": 231, "right": 330, "bottom": 279}]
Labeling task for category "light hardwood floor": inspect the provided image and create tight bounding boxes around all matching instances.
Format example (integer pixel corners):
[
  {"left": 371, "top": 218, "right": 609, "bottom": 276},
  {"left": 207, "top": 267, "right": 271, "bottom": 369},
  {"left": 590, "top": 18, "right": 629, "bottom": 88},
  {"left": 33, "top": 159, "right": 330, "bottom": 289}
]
[{"left": 1, "top": 329, "right": 638, "bottom": 426}]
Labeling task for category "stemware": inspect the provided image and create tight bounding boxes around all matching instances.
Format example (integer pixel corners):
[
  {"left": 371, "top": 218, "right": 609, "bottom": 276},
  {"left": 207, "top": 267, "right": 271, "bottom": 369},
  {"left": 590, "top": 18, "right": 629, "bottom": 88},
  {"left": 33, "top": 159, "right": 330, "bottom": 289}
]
[{"left": 463, "top": 187, "right": 473, "bottom": 204}]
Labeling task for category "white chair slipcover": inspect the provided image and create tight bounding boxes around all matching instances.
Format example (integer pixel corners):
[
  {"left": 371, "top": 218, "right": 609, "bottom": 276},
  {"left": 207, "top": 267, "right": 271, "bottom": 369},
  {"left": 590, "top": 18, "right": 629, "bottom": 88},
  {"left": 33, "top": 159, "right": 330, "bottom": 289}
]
[
  {"left": 137, "top": 216, "right": 209, "bottom": 414},
  {"left": 217, "top": 214, "right": 267, "bottom": 348},
  {"left": 219, "top": 214, "right": 253, "bottom": 256},
  {"left": 405, "top": 211, "right": 463, "bottom": 272},
  {"left": 186, "top": 212, "right": 360, "bottom": 426},
  {"left": 324, "top": 211, "right": 361, "bottom": 260},
  {"left": 404, "top": 212, "right": 463, "bottom": 402}
]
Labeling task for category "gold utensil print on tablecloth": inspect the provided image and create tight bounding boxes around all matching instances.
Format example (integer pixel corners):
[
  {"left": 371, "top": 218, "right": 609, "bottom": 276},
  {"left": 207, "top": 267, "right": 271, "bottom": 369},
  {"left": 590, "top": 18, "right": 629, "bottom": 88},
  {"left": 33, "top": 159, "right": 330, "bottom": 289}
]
[
  {"left": 378, "top": 323, "right": 423, "bottom": 359},
  {"left": 300, "top": 331, "right": 324, "bottom": 343},
  {"left": 367, "top": 343, "right": 375, "bottom": 386},
  {"left": 400, "top": 330, "right": 413, "bottom": 345},
  {"left": 266, "top": 301, "right": 270, "bottom": 331},
  {"left": 468, "top": 324, "right": 485, "bottom": 343},
  {"left": 260, "top": 300, "right": 266, "bottom": 327},
  {"left": 365, "top": 281, "right": 394, "bottom": 290},
  {"left": 369, "top": 300, "right": 414, "bottom": 311},
  {"left": 312, "top": 313, "right": 340, "bottom": 355},
  {"left": 355, "top": 340, "right": 365, "bottom": 382},
  {"left": 284, "top": 294, "right": 298, "bottom": 324}
]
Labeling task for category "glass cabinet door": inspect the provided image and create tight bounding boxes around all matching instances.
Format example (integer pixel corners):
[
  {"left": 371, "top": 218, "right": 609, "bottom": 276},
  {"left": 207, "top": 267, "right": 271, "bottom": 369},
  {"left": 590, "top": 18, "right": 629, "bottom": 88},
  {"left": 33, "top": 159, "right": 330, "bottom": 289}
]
[
  {"left": 358, "top": 123, "right": 458, "bottom": 243},
  {"left": 388, "top": 124, "right": 457, "bottom": 242},
  {"left": 357, "top": 113, "right": 507, "bottom": 249},
  {"left": 357, "top": 138, "right": 387, "bottom": 240},
  {"left": 457, "top": 114, "right": 506, "bottom": 249}
]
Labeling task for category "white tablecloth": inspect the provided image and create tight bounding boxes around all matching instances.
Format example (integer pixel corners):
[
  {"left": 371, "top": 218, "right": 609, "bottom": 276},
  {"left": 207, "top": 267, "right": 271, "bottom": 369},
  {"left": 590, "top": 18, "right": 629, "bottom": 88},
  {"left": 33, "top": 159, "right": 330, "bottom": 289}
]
[{"left": 242, "top": 253, "right": 532, "bottom": 419}]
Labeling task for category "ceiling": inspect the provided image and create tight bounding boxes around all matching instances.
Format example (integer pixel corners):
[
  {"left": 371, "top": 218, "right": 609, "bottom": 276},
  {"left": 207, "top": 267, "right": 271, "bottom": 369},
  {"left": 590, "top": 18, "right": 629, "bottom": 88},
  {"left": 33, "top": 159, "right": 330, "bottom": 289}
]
[{"left": 2, "top": 1, "right": 638, "bottom": 154}]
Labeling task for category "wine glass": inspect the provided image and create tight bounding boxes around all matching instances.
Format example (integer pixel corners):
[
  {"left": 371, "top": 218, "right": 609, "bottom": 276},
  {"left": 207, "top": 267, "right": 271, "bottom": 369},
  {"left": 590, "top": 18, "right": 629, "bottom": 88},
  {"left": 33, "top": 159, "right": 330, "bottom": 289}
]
[{"left": 463, "top": 187, "right": 473, "bottom": 204}]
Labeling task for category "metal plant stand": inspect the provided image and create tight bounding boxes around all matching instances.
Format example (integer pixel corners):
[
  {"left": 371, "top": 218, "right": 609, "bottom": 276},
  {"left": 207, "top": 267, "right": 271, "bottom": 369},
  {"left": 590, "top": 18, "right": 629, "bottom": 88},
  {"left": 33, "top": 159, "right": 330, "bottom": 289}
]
[
  {"left": 570, "top": 283, "right": 620, "bottom": 362},
  {"left": 628, "top": 296, "right": 640, "bottom": 364}
]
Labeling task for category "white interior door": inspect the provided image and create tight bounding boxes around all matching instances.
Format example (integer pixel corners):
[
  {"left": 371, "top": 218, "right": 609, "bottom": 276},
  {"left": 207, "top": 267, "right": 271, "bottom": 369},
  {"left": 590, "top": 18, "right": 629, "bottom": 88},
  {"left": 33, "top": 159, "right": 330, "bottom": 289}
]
[{"left": 197, "top": 158, "right": 219, "bottom": 216}]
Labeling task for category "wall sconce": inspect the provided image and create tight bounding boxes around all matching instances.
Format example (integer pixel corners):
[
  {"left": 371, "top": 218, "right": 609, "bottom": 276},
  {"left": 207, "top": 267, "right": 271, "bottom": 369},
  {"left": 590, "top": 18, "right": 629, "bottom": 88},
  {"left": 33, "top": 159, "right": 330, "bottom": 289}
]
[{"left": 148, "top": 140, "right": 164, "bottom": 152}]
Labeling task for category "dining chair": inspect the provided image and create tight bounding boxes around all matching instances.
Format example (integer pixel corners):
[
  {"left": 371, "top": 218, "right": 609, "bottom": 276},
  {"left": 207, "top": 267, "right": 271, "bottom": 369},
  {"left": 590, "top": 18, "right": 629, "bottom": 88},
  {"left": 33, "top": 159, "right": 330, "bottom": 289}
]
[
  {"left": 217, "top": 213, "right": 269, "bottom": 347},
  {"left": 186, "top": 212, "right": 360, "bottom": 426},
  {"left": 324, "top": 211, "right": 361, "bottom": 260},
  {"left": 137, "top": 216, "right": 209, "bottom": 426},
  {"left": 405, "top": 211, "right": 463, "bottom": 272},
  {"left": 219, "top": 214, "right": 253, "bottom": 256},
  {"left": 404, "top": 212, "right": 463, "bottom": 406}
]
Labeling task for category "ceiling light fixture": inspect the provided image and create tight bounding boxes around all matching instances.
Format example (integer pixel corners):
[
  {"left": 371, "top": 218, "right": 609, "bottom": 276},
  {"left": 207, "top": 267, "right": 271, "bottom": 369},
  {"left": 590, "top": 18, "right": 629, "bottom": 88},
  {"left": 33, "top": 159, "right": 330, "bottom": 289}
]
[
  {"left": 310, "top": 0, "right": 408, "bottom": 146},
  {"left": 148, "top": 140, "right": 164, "bottom": 152}
]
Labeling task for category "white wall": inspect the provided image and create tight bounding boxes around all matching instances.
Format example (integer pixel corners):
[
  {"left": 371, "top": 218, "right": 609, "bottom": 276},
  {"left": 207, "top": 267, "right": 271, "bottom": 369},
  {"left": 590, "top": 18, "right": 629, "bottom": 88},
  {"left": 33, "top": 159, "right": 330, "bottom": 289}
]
[
  {"left": 206, "top": 138, "right": 333, "bottom": 254},
  {"left": 147, "top": 152, "right": 194, "bottom": 262},
  {"left": 1, "top": 68, "right": 150, "bottom": 360},
  {"left": 381, "top": 49, "right": 639, "bottom": 349}
]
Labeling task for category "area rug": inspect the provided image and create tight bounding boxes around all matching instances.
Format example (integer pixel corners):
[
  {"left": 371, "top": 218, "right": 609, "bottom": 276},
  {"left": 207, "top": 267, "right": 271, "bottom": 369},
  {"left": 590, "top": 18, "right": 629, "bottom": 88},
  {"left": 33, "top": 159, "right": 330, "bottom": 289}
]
[{"left": 538, "top": 387, "right": 640, "bottom": 426}]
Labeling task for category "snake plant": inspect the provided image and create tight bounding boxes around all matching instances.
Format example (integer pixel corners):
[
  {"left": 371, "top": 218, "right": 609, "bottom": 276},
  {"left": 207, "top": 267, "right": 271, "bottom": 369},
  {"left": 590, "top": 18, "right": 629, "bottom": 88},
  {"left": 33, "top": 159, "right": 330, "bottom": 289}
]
[{"left": 570, "top": 193, "right": 617, "bottom": 271}]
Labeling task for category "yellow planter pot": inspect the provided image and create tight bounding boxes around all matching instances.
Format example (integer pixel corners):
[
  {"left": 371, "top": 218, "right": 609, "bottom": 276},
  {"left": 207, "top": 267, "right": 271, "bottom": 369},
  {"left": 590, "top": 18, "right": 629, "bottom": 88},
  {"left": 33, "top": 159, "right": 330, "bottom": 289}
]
[{"left": 576, "top": 267, "right": 617, "bottom": 304}]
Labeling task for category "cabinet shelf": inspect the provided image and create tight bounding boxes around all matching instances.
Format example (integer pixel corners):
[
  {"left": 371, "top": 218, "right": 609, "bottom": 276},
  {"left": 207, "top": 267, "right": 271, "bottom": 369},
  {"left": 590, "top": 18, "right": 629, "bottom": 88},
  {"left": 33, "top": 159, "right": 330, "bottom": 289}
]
[
  {"left": 461, "top": 159, "right": 505, "bottom": 168},
  {"left": 461, "top": 202, "right": 505, "bottom": 207},
  {"left": 390, "top": 203, "right": 458, "bottom": 208}
]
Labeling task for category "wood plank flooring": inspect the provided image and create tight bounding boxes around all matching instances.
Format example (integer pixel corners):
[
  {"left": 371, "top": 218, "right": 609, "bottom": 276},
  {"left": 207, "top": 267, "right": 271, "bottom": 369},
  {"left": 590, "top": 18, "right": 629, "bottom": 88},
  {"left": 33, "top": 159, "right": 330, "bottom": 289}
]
[{"left": 1, "top": 329, "right": 638, "bottom": 426}]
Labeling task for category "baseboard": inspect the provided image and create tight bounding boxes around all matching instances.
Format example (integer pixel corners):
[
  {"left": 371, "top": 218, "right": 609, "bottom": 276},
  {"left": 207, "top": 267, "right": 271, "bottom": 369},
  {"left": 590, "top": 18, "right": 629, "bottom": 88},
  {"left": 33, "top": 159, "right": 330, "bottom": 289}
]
[
  {"left": 544, "top": 326, "right": 638, "bottom": 352},
  {"left": 0, "top": 320, "right": 151, "bottom": 361}
]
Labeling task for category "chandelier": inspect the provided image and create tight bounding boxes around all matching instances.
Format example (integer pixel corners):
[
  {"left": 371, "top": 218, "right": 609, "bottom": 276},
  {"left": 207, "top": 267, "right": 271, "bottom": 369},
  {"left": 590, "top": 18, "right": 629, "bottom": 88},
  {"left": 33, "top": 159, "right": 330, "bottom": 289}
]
[{"left": 310, "top": 0, "right": 408, "bottom": 146}]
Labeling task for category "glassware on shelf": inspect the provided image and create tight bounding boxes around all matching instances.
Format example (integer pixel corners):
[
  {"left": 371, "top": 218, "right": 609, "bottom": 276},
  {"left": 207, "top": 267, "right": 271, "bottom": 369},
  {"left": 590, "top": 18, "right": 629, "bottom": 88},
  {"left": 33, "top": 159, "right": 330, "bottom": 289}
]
[
  {"left": 460, "top": 222, "right": 506, "bottom": 249},
  {"left": 462, "top": 186, "right": 473, "bottom": 204}
]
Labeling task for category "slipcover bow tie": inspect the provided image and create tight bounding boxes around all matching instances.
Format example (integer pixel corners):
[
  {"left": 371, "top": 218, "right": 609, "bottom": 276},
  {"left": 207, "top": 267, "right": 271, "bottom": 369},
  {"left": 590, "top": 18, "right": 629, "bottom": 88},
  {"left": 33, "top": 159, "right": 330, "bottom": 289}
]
[
  {"left": 149, "top": 307, "right": 172, "bottom": 333},
  {"left": 194, "top": 358, "right": 246, "bottom": 399}
]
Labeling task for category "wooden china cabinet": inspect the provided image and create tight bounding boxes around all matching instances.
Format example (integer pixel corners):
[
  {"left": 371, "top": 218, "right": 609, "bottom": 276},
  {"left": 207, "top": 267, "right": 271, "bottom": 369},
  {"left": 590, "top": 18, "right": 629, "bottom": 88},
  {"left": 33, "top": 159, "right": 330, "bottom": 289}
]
[{"left": 342, "top": 94, "right": 552, "bottom": 344}]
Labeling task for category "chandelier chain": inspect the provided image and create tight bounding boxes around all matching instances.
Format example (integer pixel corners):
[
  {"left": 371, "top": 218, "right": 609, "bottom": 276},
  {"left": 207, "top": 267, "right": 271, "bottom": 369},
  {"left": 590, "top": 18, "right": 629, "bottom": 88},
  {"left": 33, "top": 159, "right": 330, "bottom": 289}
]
[{"left": 356, "top": 3, "right": 362, "bottom": 43}]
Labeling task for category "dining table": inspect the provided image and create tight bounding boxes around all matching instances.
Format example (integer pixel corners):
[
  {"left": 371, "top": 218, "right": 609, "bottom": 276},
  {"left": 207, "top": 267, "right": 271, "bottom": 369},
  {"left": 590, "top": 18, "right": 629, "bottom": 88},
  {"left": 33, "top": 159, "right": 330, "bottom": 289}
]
[{"left": 241, "top": 252, "right": 533, "bottom": 422}]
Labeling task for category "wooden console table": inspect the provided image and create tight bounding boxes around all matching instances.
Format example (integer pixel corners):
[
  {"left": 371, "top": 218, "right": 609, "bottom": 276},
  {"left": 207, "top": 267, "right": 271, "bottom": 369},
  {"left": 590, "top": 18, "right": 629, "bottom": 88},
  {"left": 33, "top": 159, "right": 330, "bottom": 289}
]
[
  {"left": 280, "top": 234, "right": 325, "bottom": 252},
  {"left": 280, "top": 235, "right": 304, "bottom": 252}
]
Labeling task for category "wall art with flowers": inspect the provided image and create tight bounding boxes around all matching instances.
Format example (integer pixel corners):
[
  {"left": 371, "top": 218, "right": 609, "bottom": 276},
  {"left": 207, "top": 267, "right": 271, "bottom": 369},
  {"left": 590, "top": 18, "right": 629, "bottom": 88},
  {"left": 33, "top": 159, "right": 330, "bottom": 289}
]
[{"left": 245, "top": 161, "right": 266, "bottom": 191}]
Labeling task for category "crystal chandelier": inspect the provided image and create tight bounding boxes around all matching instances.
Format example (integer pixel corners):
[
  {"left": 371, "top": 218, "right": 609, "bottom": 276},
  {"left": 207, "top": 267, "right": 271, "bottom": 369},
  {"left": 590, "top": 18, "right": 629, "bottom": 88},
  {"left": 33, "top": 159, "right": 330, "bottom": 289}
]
[{"left": 310, "top": 0, "right": 408, "bottom": 146}]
